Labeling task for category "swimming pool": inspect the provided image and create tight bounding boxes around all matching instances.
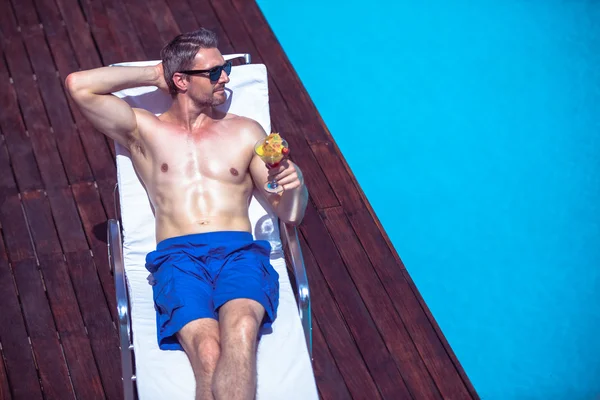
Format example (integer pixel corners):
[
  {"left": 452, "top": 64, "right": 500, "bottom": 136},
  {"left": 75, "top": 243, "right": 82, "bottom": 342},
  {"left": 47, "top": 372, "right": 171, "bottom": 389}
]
[{"left": 257, "top": 1, "right": 600, "bottom": 398}]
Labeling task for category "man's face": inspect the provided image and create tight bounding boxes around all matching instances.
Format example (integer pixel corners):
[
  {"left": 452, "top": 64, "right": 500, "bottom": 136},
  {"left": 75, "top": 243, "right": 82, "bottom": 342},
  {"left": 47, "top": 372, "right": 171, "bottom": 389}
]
[{"left": 183, "top": 48, "right": 230, "bottom": 107}]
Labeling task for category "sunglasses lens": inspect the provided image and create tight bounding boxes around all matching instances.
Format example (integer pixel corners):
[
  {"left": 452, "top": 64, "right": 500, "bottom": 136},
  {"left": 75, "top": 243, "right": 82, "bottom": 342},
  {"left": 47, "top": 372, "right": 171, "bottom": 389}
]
[
  {"left": 208, "top": 61, "right": 232, "bottom": 81},
  {"left": 209, "top": 67, "right": 222, "bottom": 81}
]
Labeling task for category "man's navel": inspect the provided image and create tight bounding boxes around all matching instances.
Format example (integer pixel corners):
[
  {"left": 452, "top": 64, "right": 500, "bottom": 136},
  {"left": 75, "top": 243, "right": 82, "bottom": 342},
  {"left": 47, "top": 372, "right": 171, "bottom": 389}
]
[{"left": 161, "top": 163, "right": 168, "bottom": 173}]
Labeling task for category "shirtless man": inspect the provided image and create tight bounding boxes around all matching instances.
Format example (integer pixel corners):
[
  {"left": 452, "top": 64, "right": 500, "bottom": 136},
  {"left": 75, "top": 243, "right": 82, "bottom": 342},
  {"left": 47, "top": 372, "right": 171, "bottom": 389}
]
[{"left": 66, "top": 28, "right": 308, "bottom": 400}]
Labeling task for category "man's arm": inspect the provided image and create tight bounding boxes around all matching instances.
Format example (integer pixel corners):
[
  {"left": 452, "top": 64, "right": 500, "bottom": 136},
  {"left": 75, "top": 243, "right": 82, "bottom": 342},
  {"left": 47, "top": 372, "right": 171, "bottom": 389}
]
[
  {"left": 65, "top": 64, "right": 164, "bottom": 149},
  {"left": 247, "top": 123, "right": 309, "bottom": 225}
]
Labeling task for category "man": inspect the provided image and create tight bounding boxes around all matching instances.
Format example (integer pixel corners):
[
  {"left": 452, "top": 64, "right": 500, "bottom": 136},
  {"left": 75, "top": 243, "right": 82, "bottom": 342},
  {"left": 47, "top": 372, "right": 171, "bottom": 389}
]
[{"left": 66, "top": 28, "right": 308, "bottom": 400}]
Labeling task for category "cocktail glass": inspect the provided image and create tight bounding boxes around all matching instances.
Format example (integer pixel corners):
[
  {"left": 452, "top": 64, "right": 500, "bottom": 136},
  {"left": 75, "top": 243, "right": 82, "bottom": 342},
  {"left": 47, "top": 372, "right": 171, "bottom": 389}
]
[{"left": 254, "top": 135, "right": 289, "bottom": 194}]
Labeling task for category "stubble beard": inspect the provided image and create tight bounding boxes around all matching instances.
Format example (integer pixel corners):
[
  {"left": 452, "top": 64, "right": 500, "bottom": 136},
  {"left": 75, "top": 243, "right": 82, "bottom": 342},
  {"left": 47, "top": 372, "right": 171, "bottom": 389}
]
[{"left": 192, "top": 92, "right": 226, "bottom": 109}]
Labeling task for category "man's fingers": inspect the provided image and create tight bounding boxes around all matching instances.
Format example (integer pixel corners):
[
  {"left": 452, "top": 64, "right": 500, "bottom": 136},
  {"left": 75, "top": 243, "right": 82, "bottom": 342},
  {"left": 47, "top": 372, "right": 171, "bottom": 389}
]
[
  {"left": 276, "top": 174, "right": 297, "bottom": 185},
  {"left": 267, "top": 160, "right": 292, "bottom": 179},
  {"left": 282, "top": 181, "right": 302, "bottom": 191},
  {"left": 276, "top": 168, "right": 304, "bottom": 186}
]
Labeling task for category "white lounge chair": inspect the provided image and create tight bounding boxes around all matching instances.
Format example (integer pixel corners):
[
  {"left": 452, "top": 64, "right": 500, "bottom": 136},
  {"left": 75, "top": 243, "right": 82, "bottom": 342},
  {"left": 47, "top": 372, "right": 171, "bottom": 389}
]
[{"left": 107, "top": 54, "right": 318, "bottom": 399}]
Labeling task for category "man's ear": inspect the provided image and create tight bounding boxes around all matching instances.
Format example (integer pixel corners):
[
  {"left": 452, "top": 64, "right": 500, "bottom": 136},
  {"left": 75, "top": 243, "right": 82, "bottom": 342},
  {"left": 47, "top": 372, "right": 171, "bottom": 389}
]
[{"left": 172, "top": 72, "right": 189, "bottom": 92}]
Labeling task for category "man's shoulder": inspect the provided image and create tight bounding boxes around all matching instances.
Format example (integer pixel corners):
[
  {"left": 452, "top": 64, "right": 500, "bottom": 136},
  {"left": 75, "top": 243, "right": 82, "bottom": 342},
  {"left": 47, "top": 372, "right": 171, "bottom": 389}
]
[
  {"left": 221, "top": 114, "right": 265, "bottom": 138},
  {"left": 221, "top": 113, "right": 261, "bottom": 128}
]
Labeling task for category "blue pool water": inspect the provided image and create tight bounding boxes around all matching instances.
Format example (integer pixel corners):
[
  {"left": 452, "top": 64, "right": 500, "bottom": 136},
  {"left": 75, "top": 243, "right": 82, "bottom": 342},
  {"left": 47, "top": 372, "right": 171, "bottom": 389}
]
[{"left": 256, "top": 1, "right": 600, "bottom": 399}]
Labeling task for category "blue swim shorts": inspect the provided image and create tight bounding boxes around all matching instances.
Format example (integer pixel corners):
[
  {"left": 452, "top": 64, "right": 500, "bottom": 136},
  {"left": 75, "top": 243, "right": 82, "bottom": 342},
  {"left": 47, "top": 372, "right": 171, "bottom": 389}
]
[{"left": 145, "top": 231, "right": 280, "bottom": 351}]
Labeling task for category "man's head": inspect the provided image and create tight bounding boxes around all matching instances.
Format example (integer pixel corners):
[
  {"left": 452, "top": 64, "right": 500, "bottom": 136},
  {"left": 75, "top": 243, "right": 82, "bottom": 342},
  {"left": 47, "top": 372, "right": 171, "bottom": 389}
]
[{"left": 160, "top": 28, "right": 230, "bottom": 106}]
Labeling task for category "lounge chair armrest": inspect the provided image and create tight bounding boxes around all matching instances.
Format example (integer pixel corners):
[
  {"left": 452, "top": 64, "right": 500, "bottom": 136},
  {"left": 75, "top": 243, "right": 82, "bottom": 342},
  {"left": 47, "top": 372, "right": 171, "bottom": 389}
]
[
  {"left": 224, "top": 53, "right": 251, "bottom": 64},
  {"left": 107, "top": 219, "right": 136, "bottom": 400},
  {"left": 281, "top": 223, "right": 312, "bottom": 359}
]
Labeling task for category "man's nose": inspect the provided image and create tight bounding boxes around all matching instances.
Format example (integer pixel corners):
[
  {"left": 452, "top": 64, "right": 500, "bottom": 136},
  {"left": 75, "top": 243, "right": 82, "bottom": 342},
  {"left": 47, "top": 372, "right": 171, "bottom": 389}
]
[{"left": 219, "top": 69, "right": 230, "bottom": 84}]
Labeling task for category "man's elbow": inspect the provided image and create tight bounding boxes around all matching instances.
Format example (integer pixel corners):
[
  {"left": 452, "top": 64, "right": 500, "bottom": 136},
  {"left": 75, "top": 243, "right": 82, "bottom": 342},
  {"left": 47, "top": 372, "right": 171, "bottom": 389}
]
[{"left": 64, "top": 72, "right": 87, "bottom": 98}]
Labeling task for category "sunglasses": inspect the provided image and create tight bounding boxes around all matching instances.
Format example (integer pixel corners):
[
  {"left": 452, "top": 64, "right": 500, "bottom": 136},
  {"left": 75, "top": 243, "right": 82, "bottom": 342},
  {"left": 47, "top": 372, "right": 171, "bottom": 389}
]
[{"left": 178, "top": 60, "right": 232, "bottom": 82}]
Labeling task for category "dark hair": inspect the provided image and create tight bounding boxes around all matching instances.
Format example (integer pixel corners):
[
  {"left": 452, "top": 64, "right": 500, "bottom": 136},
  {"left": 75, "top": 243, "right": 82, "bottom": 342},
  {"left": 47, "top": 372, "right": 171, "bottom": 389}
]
[{"left": 160, "top": 28, "right": 219, "bottom": 96}]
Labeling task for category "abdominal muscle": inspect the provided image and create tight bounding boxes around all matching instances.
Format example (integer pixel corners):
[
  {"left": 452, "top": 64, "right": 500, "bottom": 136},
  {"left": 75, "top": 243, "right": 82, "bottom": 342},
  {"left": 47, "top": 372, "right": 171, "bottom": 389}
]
[{"left": 151, "top": 177, "right": 253, "bottom": 243}]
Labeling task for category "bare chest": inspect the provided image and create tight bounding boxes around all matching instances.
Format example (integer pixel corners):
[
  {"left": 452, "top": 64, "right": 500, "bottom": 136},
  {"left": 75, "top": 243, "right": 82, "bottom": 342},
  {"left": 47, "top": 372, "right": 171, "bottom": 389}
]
[{"left": 145, "top": 131, "right": 252, "bottom": 184}]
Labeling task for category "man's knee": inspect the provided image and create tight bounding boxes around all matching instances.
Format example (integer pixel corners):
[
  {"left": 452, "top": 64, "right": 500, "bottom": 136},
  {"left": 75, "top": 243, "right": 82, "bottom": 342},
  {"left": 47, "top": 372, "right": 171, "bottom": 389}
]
[
  {"left": 226, "top": 313, "right": 262, "bottom": 344},
  {"left": 196, "top": 336, "right": 220, "bottom": 374}
]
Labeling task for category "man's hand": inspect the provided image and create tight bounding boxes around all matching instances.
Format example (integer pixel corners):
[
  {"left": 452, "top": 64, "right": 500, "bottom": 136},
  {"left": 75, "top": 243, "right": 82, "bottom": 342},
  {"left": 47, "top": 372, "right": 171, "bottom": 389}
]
[
  {"left": 267, "top": 159, "right": 304, "bottom": 191},
  {"left": 153, "top": 63, "right": 169, "bottom": 93}
]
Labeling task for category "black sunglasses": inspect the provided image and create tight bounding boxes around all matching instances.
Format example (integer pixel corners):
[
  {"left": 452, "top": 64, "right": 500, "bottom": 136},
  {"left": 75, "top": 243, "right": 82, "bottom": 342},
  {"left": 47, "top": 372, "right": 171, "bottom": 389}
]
[{"left": 178, "top": 60, "right": 232, "bottom": 82}]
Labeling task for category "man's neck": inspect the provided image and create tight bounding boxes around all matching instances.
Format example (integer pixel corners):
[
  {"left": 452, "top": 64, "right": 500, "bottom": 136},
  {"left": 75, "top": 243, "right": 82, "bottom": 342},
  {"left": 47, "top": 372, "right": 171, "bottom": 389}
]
[{"left": 163, "top": 96, "right": 215, "bottom": 131}]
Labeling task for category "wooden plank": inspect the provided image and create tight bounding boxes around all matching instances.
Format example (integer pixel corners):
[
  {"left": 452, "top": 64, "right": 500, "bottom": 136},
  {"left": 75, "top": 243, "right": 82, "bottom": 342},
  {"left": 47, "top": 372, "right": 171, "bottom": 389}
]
[
  {"left": 308, "top": 142, "right": 366, "bottom": 214},
  {"left": 229, "top": 0, "right": 329, "bottom": 144},
  {"left": 99, "top": 0, "right": 147, "bottom": 61},
  {"left": 0, "top": 134, "right": 18, "bottom": 201},
  {"left": 71, "top": 181, "right": 117, "bottom": 321},
  {"left": 297, "top": 232, "right": 382, "bottom": 399},
  {"left": 38, "top": 252, "right": 106, "bottom": 399},
  {"left": 12, "top": 258, "right": 75, "bottom": 399},
  {"left": 27, "top": 0, "right": 118, "bottom": 179},
  {"left": 311, "top": 317, "right": 352, "bottom": 400},
  {"left": 22, "top": 185, "right": 115, "bottom": 398},
  {"left": 146, "top": 0, "right": 181, "bottom": 43},
  {"left": 45, "top": 188, "right": 90, "bottom": 253},
  {"left": 64, "top": 250, "right": 122, "bottom": 400},
  {"left": 0, "top": 194, "right": 35, "bottom": 262},
  {"left": 71, "top": 182, "right": 109, "bottom": 253},
  {"left": 45, "top": 0, "right": 121, "bottom": 169},
  {"left": 121, "top": 0, "right": 167, "bottom": 58},
  {"left": 322, "top": 206, "right": 442, "bottom": 399},
  {"left": 0, "top": 18, "right": 69, "bottom": 190},
  {"left": 211, "top": 0, "right": 339, "bottom": 210},
  {"left": 165, "top": 0, "right": 202, "bottom": 34},
  {"left": 0, "top": 257, "right": 43, "bottom": 399},
  {"left": 0, "top": 343, "right": 11, "bottom": 400},
  {"left": 310, "top": 141, "right": 474, "bottom": 397},
  {"left": 14, "top": 30, "right": 93, "bottom": 182},
  {"left": 174, "top": 0, "right": 235, "bottom": 54},
  {"left": 0, "top": 257, "right": 10, "bottom": 398},
  {"left": 97, "top": 178, "right": 118, "bottom": 221},
  {"left": 75, "top": 0, "right": 124, "bottom": 65},
  {"left": 0, "top": 52, "right": 43, "bottom": 192},
  {"left": 9, "top": 0, "right": 93, "bottom": 184},
  {"left": 53, "top": 0, "right": 103, "bottom": 70},
  {"left": 21, "top": 190, "right": 62, "bottom": 257},
  {"left": 299, "top": 203, "right": 414, "bottom": 399}
]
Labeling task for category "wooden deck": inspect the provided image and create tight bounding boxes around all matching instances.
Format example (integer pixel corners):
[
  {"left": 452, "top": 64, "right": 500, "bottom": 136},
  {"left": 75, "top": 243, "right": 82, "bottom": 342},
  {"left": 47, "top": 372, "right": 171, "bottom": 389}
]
[{"left": 0, "top": 0, "right": 479, "bottom": 399}]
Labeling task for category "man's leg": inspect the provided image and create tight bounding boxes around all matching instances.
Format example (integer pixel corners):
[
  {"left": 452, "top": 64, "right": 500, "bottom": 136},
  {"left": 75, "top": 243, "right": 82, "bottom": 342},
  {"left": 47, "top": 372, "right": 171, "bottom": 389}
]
[
  {"left": 212, "top": 299, "right": 265, "bottom": 400},
  {"left": 177, "top": 319, "right": 221, "bottom": 400}
]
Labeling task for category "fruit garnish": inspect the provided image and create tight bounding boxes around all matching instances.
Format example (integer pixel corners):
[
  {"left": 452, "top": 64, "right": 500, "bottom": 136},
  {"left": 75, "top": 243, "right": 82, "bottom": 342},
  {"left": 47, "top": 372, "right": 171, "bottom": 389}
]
[{"left": 262, "top": 133, "right": 284, "bottom": 158}]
